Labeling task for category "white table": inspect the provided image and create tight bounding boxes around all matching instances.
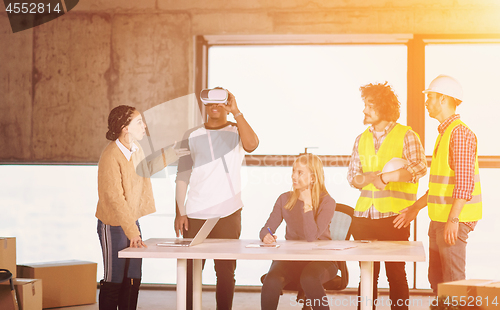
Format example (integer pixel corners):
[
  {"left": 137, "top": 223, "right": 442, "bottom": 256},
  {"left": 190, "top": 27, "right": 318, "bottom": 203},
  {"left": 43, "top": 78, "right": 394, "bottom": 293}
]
[{"left": 119, "top": 239, "right": 425, "bottom": 310}]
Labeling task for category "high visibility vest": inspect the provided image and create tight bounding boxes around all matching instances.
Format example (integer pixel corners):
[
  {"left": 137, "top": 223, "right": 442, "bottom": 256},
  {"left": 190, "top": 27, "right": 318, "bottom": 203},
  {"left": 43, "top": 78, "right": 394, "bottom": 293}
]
[
  {"left": 428, "top": 119, "right": 482, "bottom": 222},
  {"left": 355, "top": 124, "right": 418, "bottom": 213}
]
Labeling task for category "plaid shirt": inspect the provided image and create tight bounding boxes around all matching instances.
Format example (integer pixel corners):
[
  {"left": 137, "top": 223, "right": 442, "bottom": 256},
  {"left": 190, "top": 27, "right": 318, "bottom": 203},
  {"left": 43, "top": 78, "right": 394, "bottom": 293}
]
[
  {"left": 435, "top": 114, "right": 478, "bottom": 230},
  {"left": 348, "top": 122, "right": 427, "bottom": 219}
]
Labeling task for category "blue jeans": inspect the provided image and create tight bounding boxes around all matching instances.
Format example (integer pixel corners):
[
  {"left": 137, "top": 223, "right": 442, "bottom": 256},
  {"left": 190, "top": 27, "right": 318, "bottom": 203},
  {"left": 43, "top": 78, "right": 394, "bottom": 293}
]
[
  {"left": 97, "top": 220, "right": 142, "bottom": 283},
  {"left": 428, "top": 221, "right": 471, "bottom": 295}
]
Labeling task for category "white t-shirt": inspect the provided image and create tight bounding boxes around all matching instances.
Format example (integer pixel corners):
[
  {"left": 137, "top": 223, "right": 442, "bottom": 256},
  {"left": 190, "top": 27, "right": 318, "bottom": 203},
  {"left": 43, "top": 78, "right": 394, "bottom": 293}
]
[{"left": 176, "top": 123, "right": 245, "bottom": 219}]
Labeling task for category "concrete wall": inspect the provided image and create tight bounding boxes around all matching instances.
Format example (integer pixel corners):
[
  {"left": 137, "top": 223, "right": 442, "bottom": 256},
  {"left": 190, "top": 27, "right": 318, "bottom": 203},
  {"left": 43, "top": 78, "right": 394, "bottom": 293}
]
[{"left": 1, "top": 0, "right": 500, "bottom": 162}]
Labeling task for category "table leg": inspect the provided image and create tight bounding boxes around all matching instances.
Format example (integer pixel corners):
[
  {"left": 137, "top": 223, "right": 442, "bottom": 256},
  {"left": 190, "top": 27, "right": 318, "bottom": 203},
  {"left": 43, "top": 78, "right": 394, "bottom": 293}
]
[
  {"left": 359, "top": 261, "right": 374, "bottom": 310},
  {"left": 177, "top": 259, "right": 187, "bottom": 310},
  {"left": 193, "top": 259, "right": 202, "bottom": 310}
]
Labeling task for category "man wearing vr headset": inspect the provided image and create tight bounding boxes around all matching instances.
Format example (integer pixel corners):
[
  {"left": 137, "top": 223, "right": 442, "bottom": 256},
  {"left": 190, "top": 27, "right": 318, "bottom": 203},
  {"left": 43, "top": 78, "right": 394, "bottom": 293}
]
[{"left": 175, "top": 88, "right": 259, "bottom": 310}]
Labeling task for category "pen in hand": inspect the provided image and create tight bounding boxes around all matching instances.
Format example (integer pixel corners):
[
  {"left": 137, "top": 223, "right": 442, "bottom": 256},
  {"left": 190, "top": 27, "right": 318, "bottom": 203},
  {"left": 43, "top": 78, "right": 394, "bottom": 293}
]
[{"left": 267, "top": 227, "right": 276, "bottom": 243}]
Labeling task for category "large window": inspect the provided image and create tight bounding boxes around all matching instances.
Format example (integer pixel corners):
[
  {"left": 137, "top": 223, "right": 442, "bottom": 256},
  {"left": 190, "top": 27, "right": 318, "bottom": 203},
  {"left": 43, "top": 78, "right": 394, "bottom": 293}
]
[
  {"left": 208, "top": 45, "right": 408, "bottom": 155},
  {"left": 0, "top": 164, "right": 182, "bottom": 285}
]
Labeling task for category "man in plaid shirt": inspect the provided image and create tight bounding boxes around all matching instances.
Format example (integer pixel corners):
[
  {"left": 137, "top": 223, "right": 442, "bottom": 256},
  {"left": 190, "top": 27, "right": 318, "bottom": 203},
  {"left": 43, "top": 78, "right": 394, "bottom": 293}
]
[
  {"left": 394, "top": 75, "right": 482, "bottom": 295},
  {"left": 348, "top": 82, "right": 427, "bottom": 310}
]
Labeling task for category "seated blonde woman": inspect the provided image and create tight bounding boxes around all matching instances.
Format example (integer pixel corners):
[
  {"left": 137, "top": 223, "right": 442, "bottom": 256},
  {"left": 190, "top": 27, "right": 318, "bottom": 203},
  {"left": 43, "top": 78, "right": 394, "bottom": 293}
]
[{"left": 260, "top": 154, "right": 338, "bottom": 310}]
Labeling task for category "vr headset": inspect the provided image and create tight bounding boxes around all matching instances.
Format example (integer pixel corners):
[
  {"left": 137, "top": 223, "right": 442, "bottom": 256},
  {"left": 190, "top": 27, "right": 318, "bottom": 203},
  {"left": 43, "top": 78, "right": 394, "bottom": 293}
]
[{"left": 200, "top": 88, "right": 228, "bottom": 105}]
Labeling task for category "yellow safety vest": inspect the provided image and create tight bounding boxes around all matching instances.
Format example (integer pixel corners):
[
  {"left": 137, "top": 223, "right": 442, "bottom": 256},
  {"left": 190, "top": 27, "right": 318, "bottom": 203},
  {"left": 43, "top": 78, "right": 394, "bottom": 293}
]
[
  {"left": 428, "top": 119, "right": 482, "bottom": 222},
  {"left": 355, "top": 124, "right": 418, "bottom": 213}
]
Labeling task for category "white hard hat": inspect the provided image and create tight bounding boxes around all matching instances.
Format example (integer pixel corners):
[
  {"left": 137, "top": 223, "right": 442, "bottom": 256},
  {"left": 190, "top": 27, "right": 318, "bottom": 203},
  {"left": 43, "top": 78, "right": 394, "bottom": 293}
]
[
  {"left": 382, "top": 158, "right": 408, "bottom": 174},
  {"left": 423, "top": 74, "right": 463, "bottom": 101}
]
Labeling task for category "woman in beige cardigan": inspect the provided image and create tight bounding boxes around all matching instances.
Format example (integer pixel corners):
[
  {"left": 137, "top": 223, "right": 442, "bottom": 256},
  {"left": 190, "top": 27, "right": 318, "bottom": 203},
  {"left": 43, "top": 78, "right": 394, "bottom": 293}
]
[{"left": 96, "top": 105, "right": 187, "bottom": 310}]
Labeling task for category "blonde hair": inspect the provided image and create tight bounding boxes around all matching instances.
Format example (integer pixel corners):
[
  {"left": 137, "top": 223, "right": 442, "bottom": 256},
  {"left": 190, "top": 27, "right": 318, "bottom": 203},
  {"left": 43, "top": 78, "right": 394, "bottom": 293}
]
[{"left": 284, "top": 154, "right": 329, "bottom": 211}]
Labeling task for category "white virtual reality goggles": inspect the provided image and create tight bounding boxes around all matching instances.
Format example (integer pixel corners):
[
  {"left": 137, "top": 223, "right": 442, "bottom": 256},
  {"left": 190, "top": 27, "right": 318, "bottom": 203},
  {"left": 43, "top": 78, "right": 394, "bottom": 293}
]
[{"left": 200, "top": 88, "right": 228, "bottom": 105}]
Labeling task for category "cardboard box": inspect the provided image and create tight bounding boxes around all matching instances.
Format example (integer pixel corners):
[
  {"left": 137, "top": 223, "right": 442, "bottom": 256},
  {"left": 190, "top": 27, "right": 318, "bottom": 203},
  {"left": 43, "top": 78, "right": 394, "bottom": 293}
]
[
  {"left": 0, "top": 278, "right": 42, "bottom": 310},
  {"left": 15, "top": 279, "right": 43, "bottom": 310},
  {"left": 17, "top": 260, "right": 97, "bottom": 308},
  {"left": 438, "top": 279, "right": 500, "bottom": 310},
  {"left": 0, "top": 237, "right": 16, "bottom": 278}
]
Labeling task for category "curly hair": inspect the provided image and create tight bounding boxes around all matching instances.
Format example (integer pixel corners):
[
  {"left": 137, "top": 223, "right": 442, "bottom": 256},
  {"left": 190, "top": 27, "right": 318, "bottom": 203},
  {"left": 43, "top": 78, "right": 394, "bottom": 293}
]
[
  {"left": 360, "top": 82, "right": 400, "bottom": 122},
  {"left": 105, "top": 105, "right": 137, "bottom": 141}
]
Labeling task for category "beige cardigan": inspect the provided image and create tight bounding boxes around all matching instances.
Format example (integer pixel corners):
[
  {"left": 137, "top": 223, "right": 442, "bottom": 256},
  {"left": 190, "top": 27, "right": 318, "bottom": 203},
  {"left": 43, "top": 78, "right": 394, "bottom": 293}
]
[{"left": 95, "top": 141, "right": 178, "bottom": 239}]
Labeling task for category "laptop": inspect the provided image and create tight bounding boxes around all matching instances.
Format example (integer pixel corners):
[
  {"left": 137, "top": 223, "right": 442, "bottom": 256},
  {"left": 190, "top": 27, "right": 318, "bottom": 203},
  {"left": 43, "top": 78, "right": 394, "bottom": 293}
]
[{"left": 156, "top": 217, "right": 220, "bottom": 247}]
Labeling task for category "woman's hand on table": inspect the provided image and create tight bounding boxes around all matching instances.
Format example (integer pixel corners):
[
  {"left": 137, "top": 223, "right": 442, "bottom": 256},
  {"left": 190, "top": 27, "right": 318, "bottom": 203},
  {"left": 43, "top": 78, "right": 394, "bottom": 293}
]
[
  {"left": 263, "top": 233, "right": 277, "bottom": 244},
  {"left": 130, "top": 236, "right": 147, "bottom": 248}
]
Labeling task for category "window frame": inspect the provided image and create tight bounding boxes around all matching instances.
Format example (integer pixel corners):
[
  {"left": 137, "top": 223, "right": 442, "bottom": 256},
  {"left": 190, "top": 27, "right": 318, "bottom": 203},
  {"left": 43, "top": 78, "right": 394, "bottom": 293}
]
[
  {"left": 195, "top": 33, "right": 500, "bottom": 168},
  {"left": 197, "top": 34, "right": 500, "bottom": 290}
]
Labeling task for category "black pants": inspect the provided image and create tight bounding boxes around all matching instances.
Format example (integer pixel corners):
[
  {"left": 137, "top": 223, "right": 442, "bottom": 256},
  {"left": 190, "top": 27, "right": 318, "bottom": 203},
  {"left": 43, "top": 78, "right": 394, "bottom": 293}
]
[
  {"left": 261, "top": 260, "right": 339, "bottom": 310},
  {"left": 351, "top": 216, "right": 410, "bottom": 310},
  {"left": 184, "top": 209, "right": 242, "bottom": 310}
]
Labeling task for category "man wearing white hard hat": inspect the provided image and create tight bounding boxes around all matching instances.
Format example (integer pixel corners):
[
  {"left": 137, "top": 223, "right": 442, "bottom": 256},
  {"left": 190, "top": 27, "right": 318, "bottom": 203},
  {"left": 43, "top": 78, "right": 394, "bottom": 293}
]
[
  {"left": 394, "top": 75, "right": 482, "bottom": 295},
  {"left": 347, "top": 82, "right": 427, "bottom": 310}
]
